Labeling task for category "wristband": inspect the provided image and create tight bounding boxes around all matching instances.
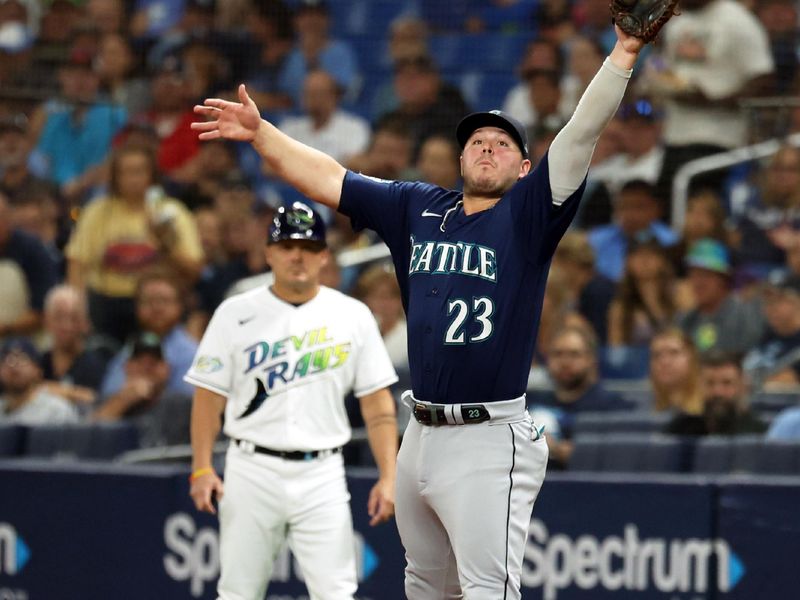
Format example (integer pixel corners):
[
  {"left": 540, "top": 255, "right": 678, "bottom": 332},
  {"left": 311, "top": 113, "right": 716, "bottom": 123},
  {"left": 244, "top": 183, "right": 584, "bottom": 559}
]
[{"left": 189, "top": 467, "right": 214, "bottom": 482}]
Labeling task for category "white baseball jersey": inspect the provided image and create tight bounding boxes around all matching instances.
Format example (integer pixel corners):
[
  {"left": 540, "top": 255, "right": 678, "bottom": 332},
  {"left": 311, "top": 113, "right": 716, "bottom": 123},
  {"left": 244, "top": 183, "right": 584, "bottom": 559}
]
[{"left": 185, "top": 285, "right": 398, "bottom": 451}]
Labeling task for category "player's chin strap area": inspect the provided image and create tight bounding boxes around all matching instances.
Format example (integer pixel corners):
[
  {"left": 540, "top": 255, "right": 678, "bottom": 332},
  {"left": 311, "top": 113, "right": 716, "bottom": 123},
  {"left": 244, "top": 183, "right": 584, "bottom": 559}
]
[{"left": 401, "top": 390, "right": 533, "bottom": 428}]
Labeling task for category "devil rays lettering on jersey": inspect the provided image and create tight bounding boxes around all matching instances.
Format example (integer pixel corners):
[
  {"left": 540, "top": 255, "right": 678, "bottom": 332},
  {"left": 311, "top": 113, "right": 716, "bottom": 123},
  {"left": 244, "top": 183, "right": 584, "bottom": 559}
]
[
  {"left": 340, "top": 154, "right": 586, "bottom": 404},
  {"left": 184, "top": 285, "right": 398, "bottom": 450}
]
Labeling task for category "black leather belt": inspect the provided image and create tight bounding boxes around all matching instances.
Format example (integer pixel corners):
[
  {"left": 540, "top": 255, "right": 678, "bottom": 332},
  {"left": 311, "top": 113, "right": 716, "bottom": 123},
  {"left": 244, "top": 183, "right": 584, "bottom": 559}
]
[
  {"left": 412, "top": 402, "right": 491, "bottom": 426},
  {"left": 235, "top": 439, "right": 342, "bottom": 461}
]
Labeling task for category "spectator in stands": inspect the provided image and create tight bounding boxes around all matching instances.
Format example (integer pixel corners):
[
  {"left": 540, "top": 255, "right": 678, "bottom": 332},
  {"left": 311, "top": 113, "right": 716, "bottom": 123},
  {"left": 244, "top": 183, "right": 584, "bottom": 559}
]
[
  {"left": 668, "top": 189, "right": 729, "bottom": 278},
  {"left": 574, "top": 0, "right": 618, "bottom": 54},
  {"left": 279, "top": 0, "right": 360, "bottom": 106},
  {"left": 95, "top": 32, "right": 151, "bottom": 117},
  {"left": 171, "top": 140, "right": 241, "bottom": 211},
  {"left": 346, "top": 115, "right": 415, "bottom": 181},
  {"left": 560, "top": 35, "right": 606, "bottom": 117},
  {"left": 85, "top": 0, "right": 126, "bottom": 35},
  {"left": 414, "top": 134, "right": 461, "bottom": 190},
  {"left": 0, "top": 113, "right": 58, "bottom": 211},
  {"left": 93, "top": 331, "right": 190, "bottom": 446},
  {"left": 378, "top": 53, "right": 470, "bottom": 157},
  {"left": 240, "top": 0, "right": 294, "bottom": 113},
  {"left": 0, "top": 337, "right": 79, "bottom": 425},
  {"left": 193, "top": 194, "right": 272, "bottom": 323},
  {"left": 589, "top": 98, "right": 665, "bottom": 197},
  {"left": 743, "top": 271, "right": 800, "bottom": 388},
  {"left": 642, "top": 0, "right": 774, "bottom": 206},
  {"left": 29, "top": 45, "right": 127, "bottom": 204},
  {"left": 666, "top": 351, "right": 767, "bottom": 435},
  {"left": 607, "top": 238, "right": 690, "bottom": 348},
  {"left": 353, "top": 263, "right": 408, "bottom": 371},
  {"left": 278, "top": 69, "right": 370, "bottom": 164},
  {"left": 754, "top": 0, "right": 798, "bottom": 95},
  {"left": 528, "top": 326, "right": 631, "bottom": 467},
  {"left": 766, "top": 405, "right": 800, "bottom": 440},
  {"left": 502, "top": 39, "right": 571, "bottom": 128},
  {"left": 99, "top": 269, "right": 197, "bottom": 400},
  {"left": 0, "top": 190, "right": 58, "bottom": 341},
  {"left": 728, "top": 144, "right": 800, "bottom": 284},
  {"left": 649, "top": 326, "right": 704, "bottom": 416},
  {"left": 551, "top": 231, "right": 616, "bottom": 344},
  {"left": 370, "top": 15, "right": 431, "bottom": 119},
  {"left": 138, "top": 54, "right": 202, "bottom": 181},
  {"left": 588, "top": 179, "right": 678, "bottom": 281},
  {"left": 40, "top": 285, "right": 110, "bottom": 409},
  {"left": 66, "top": 143, "right": 204, "bottom": 344},
  {"left": 678, "top": 238, "right": 765, "bottom": 354},
  {"left": 530, "top": 267, "right": 592, "bottom": 384},
  {"left": 385, "top": 15, "right": 429, "bottom": 68}
]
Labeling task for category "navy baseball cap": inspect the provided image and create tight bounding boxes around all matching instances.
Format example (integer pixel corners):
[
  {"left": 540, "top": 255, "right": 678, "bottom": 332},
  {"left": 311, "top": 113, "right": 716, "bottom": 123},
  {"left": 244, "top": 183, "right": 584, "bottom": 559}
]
[
  {"left": 268, "top": 201, "right": 326, "bottom": 247},
  {"left": 456, "top": 110, "right": 529, "bottom": 159}
]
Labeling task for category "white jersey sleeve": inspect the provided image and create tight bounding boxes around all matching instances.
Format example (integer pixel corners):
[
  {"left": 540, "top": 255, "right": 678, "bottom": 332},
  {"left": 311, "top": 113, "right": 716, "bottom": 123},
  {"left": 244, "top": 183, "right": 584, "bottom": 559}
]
[
  {"left": 184, "top": 306, "right": 234, "bottom": 397},
  {"left": 352, "top": 303, "right": 399, "bottom": 398}
]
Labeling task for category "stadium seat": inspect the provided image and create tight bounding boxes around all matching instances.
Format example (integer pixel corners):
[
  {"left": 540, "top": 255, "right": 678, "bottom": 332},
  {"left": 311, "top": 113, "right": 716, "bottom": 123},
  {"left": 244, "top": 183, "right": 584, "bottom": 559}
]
[
  {"left": 756, "top": 441, "right": 800, "bottom": 475},
  {"left": 331, "top": 0, "right": 407, "bottom": 36},
  {"left": 692, "top": 436, "right": 800, "bottom": 475},
  {"left": 0, "top": 424, "right": 25, "bottom": 457},
  {"left": 430, "top": 33, "right": 533, "bottom": 72},
  {"left": 456, "top": 71, "right": 519, "bottom": 112},
  {"left": 572, "top": 411, "right": 671, "bottom": 436},
  {"left": 569, "top": 434, "right": 686, "bottom": 473},
  {"left": 24, "top": 423, "right": 140, "bottom": 460},
  {"left": 693, "top": 437, "right": 733, "bottom": 474}
]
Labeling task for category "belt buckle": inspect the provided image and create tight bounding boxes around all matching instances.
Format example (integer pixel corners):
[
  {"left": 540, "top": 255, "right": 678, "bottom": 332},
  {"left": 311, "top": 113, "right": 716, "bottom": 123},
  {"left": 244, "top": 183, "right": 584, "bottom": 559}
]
[{"left": 238, "top": 440, "right": 256, "bottom": 455}]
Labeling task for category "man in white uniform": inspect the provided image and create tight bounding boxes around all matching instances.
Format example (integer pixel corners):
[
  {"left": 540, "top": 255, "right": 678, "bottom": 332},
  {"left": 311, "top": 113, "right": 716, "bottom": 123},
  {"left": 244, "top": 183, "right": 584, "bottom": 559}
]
[{"left": 186, "top": 201, "right": 399, "bottom": 600}]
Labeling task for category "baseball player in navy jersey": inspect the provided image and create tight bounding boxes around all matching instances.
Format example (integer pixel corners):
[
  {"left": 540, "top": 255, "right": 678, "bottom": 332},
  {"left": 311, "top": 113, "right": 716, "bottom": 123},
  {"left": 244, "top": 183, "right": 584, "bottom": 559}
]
[
  {"left": 186, "top": 202, "right": 399, "bottom": 600},
  {"left": 193, "top": 25, "right": 645, "bottom": 600}
]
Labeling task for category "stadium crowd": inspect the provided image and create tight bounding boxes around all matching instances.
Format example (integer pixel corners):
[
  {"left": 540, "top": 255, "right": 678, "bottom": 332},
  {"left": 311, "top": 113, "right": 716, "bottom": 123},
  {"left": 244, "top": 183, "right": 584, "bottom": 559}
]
[{"left": 1, "top": 0, "right": 800, "bottom": 468}]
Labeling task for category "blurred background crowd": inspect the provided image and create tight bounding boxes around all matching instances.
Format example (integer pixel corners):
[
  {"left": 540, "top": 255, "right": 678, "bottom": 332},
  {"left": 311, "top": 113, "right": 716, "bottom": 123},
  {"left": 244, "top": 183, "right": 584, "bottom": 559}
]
[{"left": 2, "top": 0, "right": 800, "bottom": 471}]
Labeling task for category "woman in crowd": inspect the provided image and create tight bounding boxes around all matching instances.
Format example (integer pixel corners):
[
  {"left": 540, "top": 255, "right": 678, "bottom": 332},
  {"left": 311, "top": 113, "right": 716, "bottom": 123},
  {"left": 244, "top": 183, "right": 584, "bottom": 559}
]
[
  {"left": 608, "top": 239, "right": 690, "bottom": 348},
  {"left": 649, "top": 326, "right": 704, "bottom": 416},
  {"left": 65, "top": 143, "right": 203, "bottom": 345}
]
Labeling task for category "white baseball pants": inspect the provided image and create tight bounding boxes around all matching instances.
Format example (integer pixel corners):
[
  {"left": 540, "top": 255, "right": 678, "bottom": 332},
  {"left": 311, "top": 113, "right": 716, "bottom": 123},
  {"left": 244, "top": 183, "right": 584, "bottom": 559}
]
[
  {"left": 395, "top": 395, "right": 548, "bottom": 600},
  {"left": 217, "top": 444, "right": 357, "bottom": 600}
]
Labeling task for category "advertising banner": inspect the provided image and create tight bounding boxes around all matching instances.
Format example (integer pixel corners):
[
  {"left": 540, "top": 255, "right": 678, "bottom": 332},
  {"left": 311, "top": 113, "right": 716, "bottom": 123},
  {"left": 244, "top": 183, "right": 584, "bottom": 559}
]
[{"left": 1, "top": 462, "right": 799, "bottom": 599}]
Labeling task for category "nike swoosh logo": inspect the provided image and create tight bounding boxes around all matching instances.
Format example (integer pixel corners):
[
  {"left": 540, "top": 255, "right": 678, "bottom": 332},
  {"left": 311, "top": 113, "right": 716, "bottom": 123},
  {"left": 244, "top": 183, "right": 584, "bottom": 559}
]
[
  {"left": 421, "top": 209, "right": 443, "bottom": 218},
  {"left": 238, "top": 378, "right": 269, "bottom": 419},
  {"left": 238, "top": 316, "right": 256, "bottom": 326}
]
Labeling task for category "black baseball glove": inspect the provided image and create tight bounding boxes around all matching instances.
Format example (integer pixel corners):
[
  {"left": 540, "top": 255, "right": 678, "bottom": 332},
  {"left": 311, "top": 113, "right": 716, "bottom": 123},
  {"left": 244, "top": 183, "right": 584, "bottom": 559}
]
[{"left": 610, "top": 0, "right": 681, "bottom": 43}]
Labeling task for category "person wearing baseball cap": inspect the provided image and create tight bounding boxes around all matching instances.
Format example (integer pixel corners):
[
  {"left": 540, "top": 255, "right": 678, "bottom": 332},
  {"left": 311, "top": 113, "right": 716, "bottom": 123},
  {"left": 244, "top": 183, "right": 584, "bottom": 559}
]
[
  {"left": 193, "top": 21, "right": 649, "bottom": 600},
  {"left": 185, "top": 195, "right": 399, "bottom": 598},
  {"left": 0, "top": 337, "right": 79, "bottom": 424},
  {"left": 679, "top": 238, "right": 765, "bottom": 354},
  {"left": 456, "top": 110, "right": 530, "bottom": 159},
  {"left": 742, "top": 270, "right": 800, "bottom": 387}
]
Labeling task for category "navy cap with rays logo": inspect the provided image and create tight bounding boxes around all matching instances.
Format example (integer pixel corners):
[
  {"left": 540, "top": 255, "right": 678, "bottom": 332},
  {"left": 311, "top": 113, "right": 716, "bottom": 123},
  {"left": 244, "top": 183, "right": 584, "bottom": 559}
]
[{"left": 268, "top": 201, "right": 327, "bottom": 247}]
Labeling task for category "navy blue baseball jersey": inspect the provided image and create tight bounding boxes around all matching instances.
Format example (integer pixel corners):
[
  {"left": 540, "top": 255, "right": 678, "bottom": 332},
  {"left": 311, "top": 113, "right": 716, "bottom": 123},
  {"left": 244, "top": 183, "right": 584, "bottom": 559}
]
[{"left": 339, "top": 154, "right": 585, "bottom": 404}]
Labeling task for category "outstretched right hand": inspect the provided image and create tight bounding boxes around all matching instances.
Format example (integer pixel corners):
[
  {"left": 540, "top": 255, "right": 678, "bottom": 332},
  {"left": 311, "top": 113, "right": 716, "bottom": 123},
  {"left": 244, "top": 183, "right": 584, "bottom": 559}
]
[
  {"left": 189, "top": 470, "right": 225, "bottom": 515},
  {"left": 192, "top": 84, "right": 262, "bottom": 143}
]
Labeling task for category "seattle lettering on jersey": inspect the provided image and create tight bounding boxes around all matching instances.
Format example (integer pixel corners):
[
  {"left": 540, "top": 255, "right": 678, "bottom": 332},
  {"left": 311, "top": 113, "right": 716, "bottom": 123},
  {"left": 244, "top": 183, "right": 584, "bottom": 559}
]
[
  {"left": 243, "top": 326, "right": 351, "bottom": 392},
  {"left": 408, "top": 235, "right": 497, "bottom": 282}
]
